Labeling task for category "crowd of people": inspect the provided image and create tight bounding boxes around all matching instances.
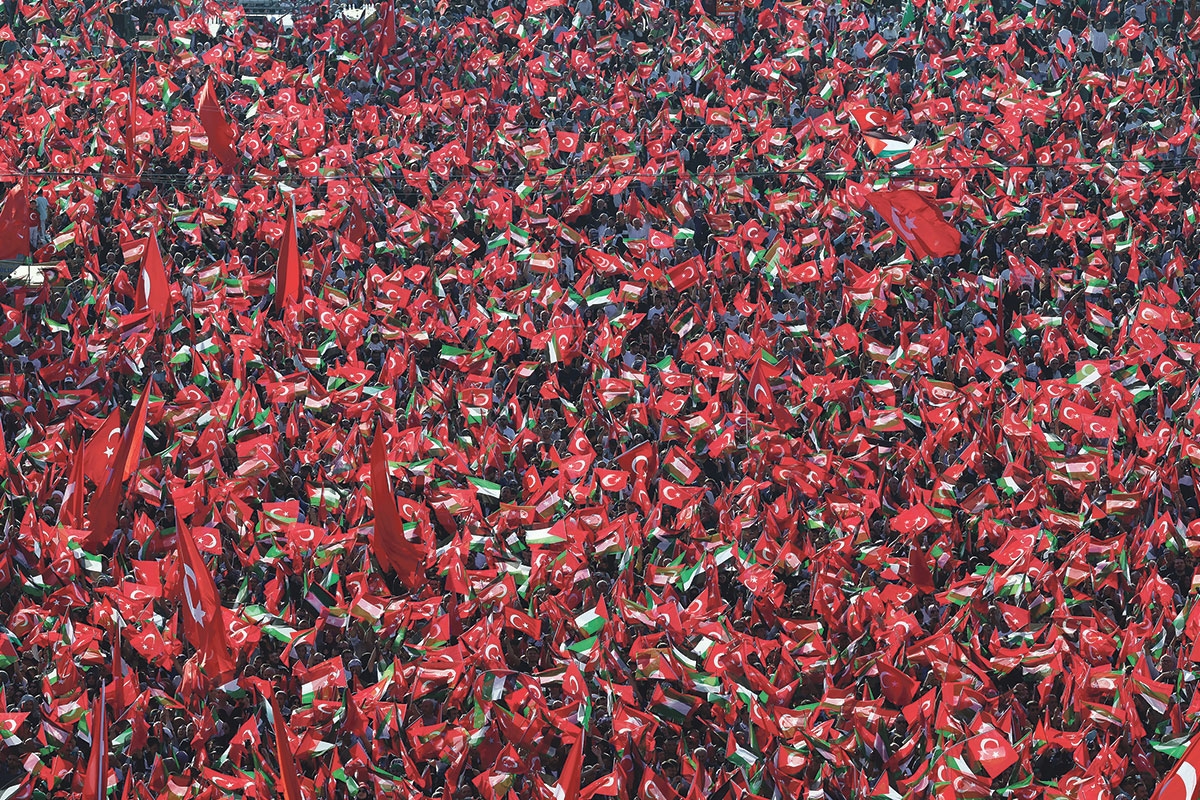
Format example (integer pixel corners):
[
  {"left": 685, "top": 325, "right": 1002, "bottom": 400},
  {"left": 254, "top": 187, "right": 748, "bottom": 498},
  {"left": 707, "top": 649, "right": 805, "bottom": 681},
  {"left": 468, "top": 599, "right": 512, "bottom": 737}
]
[{"left": 0, "top": 0, "right": 1199, "bottom": 796}]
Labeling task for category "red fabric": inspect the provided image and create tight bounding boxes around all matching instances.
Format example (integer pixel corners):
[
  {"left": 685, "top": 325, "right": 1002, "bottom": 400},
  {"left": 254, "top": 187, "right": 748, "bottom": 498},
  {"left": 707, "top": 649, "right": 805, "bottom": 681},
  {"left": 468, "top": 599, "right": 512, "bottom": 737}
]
[
  {"left": 81, "top": 688, "right": 107, "bottom": 800},
  {"left": 0, "top": 182, "right": 30, "bottom": 261},
  {"left": 86, "top": 385, "right": 151, "bottom": 550},
  {"left": 83, "top": 411, "right": 121, "bottom": 486},
  {"left": 275, "top": 199, "right": 303, "bottom": 312},
  {"left": 558, "top": 731, "right": 585, "bottom": 800},
  {"left": 966, "top": 731, "right": 1019, "bottom": 780},
  {"left": 196, "top": 77, "right": 237, "bottom": 169},
  {"left": 269, "top": 694, "right": 304, "bottom": 800},
  {"left": 59, "top": 439, "right": 86, "bottom": 528},
  {"left": 126, "top": 68, "right": 138, "bottom": 169},
  {"left": 866, "top": 189, "right": 961, "bottom": 260},
  {"left": 135, "top": 231, "right": 170, "bottom": 323},
  {"left": 369, "top": 421, "right": 426, "bottom": 588},
  {"left": 907, "top": 544, "right": 936, "bottom": 594},
  {"left": 174, "top": 509, "right": 238, "bottom": 681}
]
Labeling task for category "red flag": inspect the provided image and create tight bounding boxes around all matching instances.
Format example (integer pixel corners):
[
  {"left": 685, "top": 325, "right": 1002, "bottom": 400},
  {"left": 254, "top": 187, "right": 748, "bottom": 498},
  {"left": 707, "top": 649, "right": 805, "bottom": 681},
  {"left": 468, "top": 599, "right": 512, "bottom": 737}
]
[
  {"left": 174, "top": 507, "right": 238, "bottom": 681},
  {"left": 374, "top": 1, "right": 397, "bottom": 60},
  {"left": 747, "top": 360, "right": 776, "bottom": 410},
  {"left": 1153, "top": 735, "right": 1200, "bottom": 800},
  {"left": 275, "top": 198, "right": 303, "bottom": 312},
  {"left": 109, "top": 622, "right": 136, "bottom": 717},
  {"left": 667, "top": 256, "right": 704, "bottom": 292},
  {"left": 464, "top": 105, "right": 474, "bottom": 163},
  {"left": 118, "top": 384, "right": 152, "bottom": 482},
  {"left": 370, "top": 422, "right": 426, "bottom": 589},
  {"left": 966, "top": 730, "right": 1019, "bottom": 780},
  {"left": 82, "top": 687, "right": 107, "bottom": 800},
  {"left": 866, "top": 189, "right": 961, "bottom": 259},
  {"left": 84, "top": 411, "right": 122, "bottom": 486},
  {"left": 557, "top": 730, "right": 585, "bottom": 800},
  {"left": 877, "top": 660, "right": 919, "bottom": 706},
  {"left": 615, "top": 440, "right": 658, "bottom": 481},
  {"left": 908, "top": 544, "right": 936, "bottom": 594},
  {"left": 126, "top": 67, "right": 138, "bottom": 168},
  {"left": 849, "top": 105, "right": 893, "bottom": 130},
  {"left": 59, "top": 437, "right": 86, "bottom": 528},
  {"left": 269, "top": 694, "right": 304, "bottom": 800},
  {"left": 556, "top": 130, "right": 579, "bottom": 153},
  {"left": 0, "top": 182, "right": 30, "bottom": 261},
  {"left": 892, "top": 504, "right": 936, "bottom": 535},
  {"left": 135, "top": 231, "right": 170, "bottom": 323},
  {"left": 86, "top": 385, "right": 152, "bottom": 550},
  {"left": 196, "top": 76, "right": 237, "bottom": 169}
]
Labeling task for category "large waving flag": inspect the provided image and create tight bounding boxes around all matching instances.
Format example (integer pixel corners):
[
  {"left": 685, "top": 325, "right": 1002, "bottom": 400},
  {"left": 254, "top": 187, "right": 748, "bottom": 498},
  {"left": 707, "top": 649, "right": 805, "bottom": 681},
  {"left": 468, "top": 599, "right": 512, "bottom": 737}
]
[
  {"left": 275, "top": 198, "right": 303, "bottom": 312},
  {"left": 369, "top": 421, "right": 426, "bottom": 589},
  {"left": 174, "top": 506, "right": 238, "bottom": 680},
  {"left": 81, "top": 687, "right": 108, "bottom": 800},
  {"left": 83, "top": 411, "right": 121, "bottom": 485},
  {"left": 866, "top": 189, "right": 961, "bottom": 260},
  {"left": 555, "top": 729, "right": 585, "bottom": 800},
  {"left": 86, "top": 385, "right": 152, "bottom": 550},
  {"left": 135, "top": 230, "right": 170, "bottom": 323},
  {"left": 269, "top": 694, "right": 304, "bottom": 800},
  {"left": 126, "top": 66, "right": 138, "bottom": 169},
  {"left": 196, "top": 76, "right": 237, "bottom": 169},
  {"left": 59, "top": 440, "right": 86, "bottom": 528}
]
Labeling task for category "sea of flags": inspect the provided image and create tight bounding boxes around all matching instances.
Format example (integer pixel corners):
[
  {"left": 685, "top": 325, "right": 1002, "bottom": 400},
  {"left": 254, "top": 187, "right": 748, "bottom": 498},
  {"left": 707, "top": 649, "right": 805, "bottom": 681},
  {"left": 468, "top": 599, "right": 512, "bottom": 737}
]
[{"left": 0, "top": 0, "right": 1196, "bottom": 797}]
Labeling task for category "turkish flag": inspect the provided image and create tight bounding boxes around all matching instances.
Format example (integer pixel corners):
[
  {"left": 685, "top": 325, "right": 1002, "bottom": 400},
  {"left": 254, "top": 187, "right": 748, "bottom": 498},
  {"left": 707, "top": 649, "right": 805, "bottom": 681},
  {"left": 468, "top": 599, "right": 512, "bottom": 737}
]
[
  {"left": 59, "top": 440, "right": 86, "bottom": 528},
  {"left": 557, "top": 130, "right": 579, "bottom": 153},
  {"left": 747, "top": 360, "right": 775, "bottom": 410},
  {"left": 86, "top": 386, "right": 152, "bottom": 550},
  {"left": 196, "top": 76, "right": 237, "bottom": 169},
  {"left": 135, "top": 231, "right": 170, "bottom": 323},
  {"left": 908, "top": 544, "right": 936, "bottom": 594},
  {"left": 503, "top": 606, "right": 543, "bottom": 639},
  {"left": 966, "top": 730, "right": 1019, "bottom": 780},
  {"left": 369, "top": 421, "right": 426, "bottom": 589},
  {"left": 595, "top": 469, "right": 628, "bottom": 492},
  {"left": 126, "top": 67, "right": 138, "bottom": 168},
  {"left": 275, "top": 198, "right": 303, "bottom": 312},
  {"left": 108, "top": 623, "right": 137, "bottom": 717},
  {"left": 84, "top": 411, "right": 122, "bottom": 485},
  {"left": 892, "top": 505, "right": 936, "bottom": 535},
  {"left": 81, "top": 687, "right": 108, "bottom": 800},
  {"left": 1154, "top": 735, "right": 1200, "bottom": 800},
  {"left": 877, "top": 660, "right": 919, "bottom": 706},
  {"left": 849, "top": 105, "right": 893, "bottom": 130},
  {"left": 615, "top": 441, "right": 658, "bottom": 481},
  {"left": 866, "top": 189, "right": 961, "bottom": 260},
  {"left": 174, "top": 507, "right": 238, "bottom": 681},
  {"left": 557, "top": 730, "right": 585, "bottom": 800},
  {"left": 0, "top": 181, "right": 30, "bottom": 261},
  {"left": 667, "top": 256, "right": 705, "bottom": 292},
  {"left": 269, "top": 695, "right": 305, "bottom": 800}
]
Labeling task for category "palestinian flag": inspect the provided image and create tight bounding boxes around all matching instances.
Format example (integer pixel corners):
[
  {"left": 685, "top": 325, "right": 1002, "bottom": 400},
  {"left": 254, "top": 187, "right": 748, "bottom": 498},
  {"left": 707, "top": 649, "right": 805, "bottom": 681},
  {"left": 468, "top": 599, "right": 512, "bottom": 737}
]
[{"left": 864, "top": 134, "right": 915, "bottom": 158}]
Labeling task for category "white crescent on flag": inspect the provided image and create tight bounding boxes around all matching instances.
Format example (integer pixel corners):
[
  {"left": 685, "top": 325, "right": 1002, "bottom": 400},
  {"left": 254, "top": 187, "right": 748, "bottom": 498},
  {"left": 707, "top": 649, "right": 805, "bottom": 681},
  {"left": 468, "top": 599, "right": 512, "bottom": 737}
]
[
  {"left": 182, "top": 565, "right": 206, "bottom": 626},
  {"left": 890, "top": 209, "right": 920, "bottom": 241}
]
